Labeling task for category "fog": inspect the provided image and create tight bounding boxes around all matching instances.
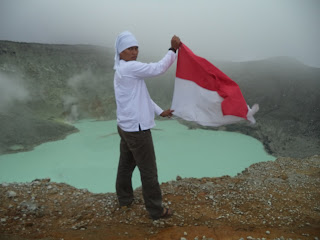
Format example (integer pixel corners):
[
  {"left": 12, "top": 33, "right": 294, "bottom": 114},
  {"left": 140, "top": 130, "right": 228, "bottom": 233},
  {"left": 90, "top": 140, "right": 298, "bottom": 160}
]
[{"left": 0, "top": 0, "right": 319, "bottom": 67}]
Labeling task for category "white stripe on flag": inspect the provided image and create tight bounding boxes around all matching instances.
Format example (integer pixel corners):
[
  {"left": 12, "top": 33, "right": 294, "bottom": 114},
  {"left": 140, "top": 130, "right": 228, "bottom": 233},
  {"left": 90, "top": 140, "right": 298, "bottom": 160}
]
[{"left": 171, "top": 77, "right": 257, "bottom": 127}]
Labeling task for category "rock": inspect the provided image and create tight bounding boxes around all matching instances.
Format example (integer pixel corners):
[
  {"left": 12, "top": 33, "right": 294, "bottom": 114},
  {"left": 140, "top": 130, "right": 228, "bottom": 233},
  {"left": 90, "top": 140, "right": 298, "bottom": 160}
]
[
  {"left": 20, "top": 201, "right": 38, "bottom": 212},
  {"left": 7, "top": 190, "right": 17, "bottom": 198}
]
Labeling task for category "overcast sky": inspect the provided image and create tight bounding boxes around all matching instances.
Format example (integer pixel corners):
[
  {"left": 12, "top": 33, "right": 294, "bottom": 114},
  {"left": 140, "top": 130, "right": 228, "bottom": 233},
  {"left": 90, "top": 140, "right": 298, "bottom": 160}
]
[{"left": 0, "top": 0, "right": 319, "bottom": 67}]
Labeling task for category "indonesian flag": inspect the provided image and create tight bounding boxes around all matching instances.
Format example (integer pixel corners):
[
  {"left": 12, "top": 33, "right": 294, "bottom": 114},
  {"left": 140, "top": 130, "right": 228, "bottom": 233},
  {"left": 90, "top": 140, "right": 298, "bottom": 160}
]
[{"left": 171, "top": 43, "right": 259, "bottom": 127}]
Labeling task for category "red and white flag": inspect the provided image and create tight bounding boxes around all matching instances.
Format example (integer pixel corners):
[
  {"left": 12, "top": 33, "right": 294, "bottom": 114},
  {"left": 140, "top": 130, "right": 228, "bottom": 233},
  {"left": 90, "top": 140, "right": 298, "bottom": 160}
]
[{"left": 171, "top": 43, "right": 259, "bottom": 127}]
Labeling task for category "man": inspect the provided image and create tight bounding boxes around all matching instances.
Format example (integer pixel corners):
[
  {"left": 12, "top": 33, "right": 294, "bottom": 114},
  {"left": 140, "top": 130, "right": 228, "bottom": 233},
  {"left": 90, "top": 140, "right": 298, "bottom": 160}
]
[{"left": 113, "top": 31, "right": 180, "bottom": 220}]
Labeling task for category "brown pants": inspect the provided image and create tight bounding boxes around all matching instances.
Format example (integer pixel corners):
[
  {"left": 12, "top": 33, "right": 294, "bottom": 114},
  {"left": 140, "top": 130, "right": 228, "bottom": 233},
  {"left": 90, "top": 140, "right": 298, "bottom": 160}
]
[{"left": 116, "top": 126, "right": 163, "bottom": 219}]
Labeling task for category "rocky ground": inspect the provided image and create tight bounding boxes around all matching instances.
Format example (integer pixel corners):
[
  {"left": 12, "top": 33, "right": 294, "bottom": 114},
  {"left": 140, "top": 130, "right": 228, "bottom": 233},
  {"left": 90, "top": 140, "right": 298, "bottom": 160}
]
[{"left": 1, "top": 155, "right": 319, "bottom": 240}]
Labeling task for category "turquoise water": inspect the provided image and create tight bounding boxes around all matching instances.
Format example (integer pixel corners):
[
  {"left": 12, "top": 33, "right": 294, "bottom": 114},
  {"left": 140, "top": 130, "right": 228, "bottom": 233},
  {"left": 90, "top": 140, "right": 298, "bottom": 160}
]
[{"left": 0, "top": 120, "right": 275, "bottom": 193}]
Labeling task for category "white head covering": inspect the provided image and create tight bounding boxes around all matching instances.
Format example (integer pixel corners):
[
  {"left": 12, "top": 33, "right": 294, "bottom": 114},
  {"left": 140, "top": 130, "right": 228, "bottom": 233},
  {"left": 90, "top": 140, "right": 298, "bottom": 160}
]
[{"left": 114, "top": 31, "right": 139, "bottom": 70}]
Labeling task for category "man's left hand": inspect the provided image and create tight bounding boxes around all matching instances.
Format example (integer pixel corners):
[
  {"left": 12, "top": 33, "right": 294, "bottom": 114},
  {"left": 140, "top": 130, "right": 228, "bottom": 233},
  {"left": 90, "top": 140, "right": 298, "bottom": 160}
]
[{"left": 160, "top": 109, "right": 174, "bottom": 118}]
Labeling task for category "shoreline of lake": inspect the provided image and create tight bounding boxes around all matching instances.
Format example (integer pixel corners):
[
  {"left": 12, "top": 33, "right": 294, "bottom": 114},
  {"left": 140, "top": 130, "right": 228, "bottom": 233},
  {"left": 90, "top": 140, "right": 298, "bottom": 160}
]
[{"left": 0, "top": 119, "right": 275, "bottom": 193}]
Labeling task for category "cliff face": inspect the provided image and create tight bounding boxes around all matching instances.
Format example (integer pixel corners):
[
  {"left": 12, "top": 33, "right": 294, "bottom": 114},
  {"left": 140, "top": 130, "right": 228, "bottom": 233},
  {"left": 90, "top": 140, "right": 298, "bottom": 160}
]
[
  {"left": 0, "top": 41, "right": 115, "bottom": 117},
  {"left": 0, "top": 41, "right": 115, "bottom": 154},
  {"left": 0, "top": 40, "right": 319, "bottom": 157}
]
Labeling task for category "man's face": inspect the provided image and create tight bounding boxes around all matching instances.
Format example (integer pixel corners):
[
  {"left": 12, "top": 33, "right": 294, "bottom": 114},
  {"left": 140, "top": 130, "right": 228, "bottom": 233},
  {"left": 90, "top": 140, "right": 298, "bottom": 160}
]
[{"left": 120, "top": 46, "right": 139, "bottom": 61}]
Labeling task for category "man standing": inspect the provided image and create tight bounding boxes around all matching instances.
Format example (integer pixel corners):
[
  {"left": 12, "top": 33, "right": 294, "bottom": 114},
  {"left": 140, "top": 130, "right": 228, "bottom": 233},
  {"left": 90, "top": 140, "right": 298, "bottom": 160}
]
[{"left": 113, "top": 31, "right": 180, "bottom": 220}]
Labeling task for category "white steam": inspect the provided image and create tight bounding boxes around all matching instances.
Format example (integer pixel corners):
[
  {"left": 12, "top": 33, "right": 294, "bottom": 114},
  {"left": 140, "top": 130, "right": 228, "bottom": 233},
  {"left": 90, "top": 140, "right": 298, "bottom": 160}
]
[
  {"left": 62, "top": 70, "right": 112, "bottom": 122},
  {"left": 62, "top": 95, "right": 78, "bottom": 123},
  {"left": 67, "top": 71, "right": 99, "bottom": 92},
  {"left": 62, "top": 71, "right": 96, "bottom": 122},
  {"left": 0, "top": 72, "right": 30, "bottom": 112}
]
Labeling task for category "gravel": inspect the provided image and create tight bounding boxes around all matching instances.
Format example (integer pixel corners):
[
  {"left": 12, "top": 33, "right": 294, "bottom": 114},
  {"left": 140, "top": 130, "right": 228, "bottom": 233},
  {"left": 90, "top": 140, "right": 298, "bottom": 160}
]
[{"left": 0, "top": 155, "right": 319, "bottom": 239}]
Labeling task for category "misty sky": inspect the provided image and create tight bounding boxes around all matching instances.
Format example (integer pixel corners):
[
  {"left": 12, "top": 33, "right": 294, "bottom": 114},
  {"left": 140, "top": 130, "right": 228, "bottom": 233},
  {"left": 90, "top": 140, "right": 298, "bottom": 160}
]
[{"left": 0, "top": 0, "right": 319, "bottom": 67}]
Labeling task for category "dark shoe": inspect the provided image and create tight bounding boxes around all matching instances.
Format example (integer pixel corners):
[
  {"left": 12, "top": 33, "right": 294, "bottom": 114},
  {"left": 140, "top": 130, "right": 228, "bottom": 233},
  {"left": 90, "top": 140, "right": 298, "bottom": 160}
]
[
  {"left": 120, "top": 205, "right": 130, "bottom": 210},
  {"left": 152, "top": 208, "right": 173, "bottom": 220},
  {"left": 120, "top": 200, "right": 133, "bottom": 209}
]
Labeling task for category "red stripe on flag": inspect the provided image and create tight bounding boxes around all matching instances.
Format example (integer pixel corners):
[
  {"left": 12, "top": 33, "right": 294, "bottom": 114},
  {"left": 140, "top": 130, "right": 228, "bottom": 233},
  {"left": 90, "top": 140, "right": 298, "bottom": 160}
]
[{"left": 176, "top": 43, "right": 248, "bottom": 119}]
